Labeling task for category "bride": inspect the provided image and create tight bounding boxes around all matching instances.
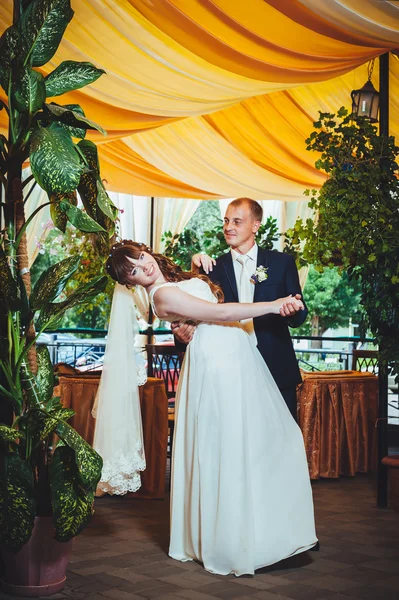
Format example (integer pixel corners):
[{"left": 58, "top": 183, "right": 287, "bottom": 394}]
[{"left": 104, "top": 239, "right": 317, "bottom": 576}]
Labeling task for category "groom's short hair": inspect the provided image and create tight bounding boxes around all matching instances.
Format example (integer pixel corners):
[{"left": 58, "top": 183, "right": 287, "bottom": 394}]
[{"left": 228, "top": 198, "right": 263, "bottom": 222}]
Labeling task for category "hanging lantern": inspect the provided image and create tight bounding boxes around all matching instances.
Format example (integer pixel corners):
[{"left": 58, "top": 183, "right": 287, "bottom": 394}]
[{"left": 351, "top": 60, "right": 380, "bottom": 123}]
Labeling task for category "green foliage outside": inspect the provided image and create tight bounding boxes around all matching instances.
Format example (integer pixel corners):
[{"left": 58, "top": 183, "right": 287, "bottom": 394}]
[
  {"left": 31, "top": 224, "right": 115, "bottom": 330},
  {"left": 289, "top": 108, "right": 399, "bottom": 376},
  {"left": 293, "top": 266, "right": 362, "bottom": 337}
]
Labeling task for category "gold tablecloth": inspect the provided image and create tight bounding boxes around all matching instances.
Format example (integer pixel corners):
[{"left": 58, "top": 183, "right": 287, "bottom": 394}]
[
  {"left": 297, "top": 370, "right": 378, "bottom": 479},
  {"left": 57, "top": 375, "right": 168, "bottom": 498}
]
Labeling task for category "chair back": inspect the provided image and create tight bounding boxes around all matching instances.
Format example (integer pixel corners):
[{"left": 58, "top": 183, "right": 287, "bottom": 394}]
[
  {"left": 352, "top": 349, "right": 379, "bottom": 375},
  {"left": 146, "top": 344, "right": 185, "bottom": 399}
]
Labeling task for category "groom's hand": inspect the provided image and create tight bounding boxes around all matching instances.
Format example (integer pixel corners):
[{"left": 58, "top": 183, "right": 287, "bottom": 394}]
[
  {"left": 279, "top": 294, "right": 304, "bottom": 317},
  {"left": 192, "top": 253, "right": 216, "bottom": 274},
  {"left": 171, "top": 321, "right": 195, "bottom": 344}
]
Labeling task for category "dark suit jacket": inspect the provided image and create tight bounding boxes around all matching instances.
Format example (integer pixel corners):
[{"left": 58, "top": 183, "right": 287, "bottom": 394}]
[{"left": 206, "top": 248, "right": 307, "bottom": 390}]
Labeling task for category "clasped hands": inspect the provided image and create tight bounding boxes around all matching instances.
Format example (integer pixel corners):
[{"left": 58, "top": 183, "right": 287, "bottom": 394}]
[
  {"left": 172, "top": 294, "right": 304, "bottom": 345},
  {"left": 278, "top": 294, "right": 304, "bottom": 317}
]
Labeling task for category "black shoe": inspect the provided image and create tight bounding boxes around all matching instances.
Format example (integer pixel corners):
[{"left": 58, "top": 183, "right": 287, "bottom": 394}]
[{"left": 309, "top": 541, "right": 320, "bottom": 552}]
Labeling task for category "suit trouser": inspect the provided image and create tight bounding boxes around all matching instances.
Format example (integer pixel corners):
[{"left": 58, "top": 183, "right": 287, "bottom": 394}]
[{"left": 280, "top": 386, "right": 298, "bottom": 422}]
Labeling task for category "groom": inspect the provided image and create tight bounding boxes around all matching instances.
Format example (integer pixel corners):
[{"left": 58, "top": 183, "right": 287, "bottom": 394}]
[{"left": 173, "top": 198, "right": 307, "bottom": 421}]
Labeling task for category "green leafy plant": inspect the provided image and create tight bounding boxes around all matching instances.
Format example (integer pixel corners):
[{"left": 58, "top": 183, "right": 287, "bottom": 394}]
[
  {"left": 31, "top": 223, "right": 116, "bottom": 329},
  {"left": 162, "top": 229, "right": 202, "bottom": 272},
  {"left": 0, "top": 0, "right": 117, "bottom": 552},
  {"left": 290, "top": 108, "right": 399, "bottom": 375}
]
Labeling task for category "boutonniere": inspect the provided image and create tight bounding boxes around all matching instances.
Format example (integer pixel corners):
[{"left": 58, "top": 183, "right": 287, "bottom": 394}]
[{"left": 251, "top": 265, "right": 268, "bottom": 283}]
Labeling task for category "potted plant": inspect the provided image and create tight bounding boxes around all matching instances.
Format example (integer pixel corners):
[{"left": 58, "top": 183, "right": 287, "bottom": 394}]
[
  {"left": 0, "top": 0, "right": 117, "bottom": 595},
  {"left": 290, "top": 108, "right": 399, "bottom": 507},
  {"left": 0, "top": 259, "right": 107, "bottom": 596},
  {"left": 289, "top": 108, "right": 399, "bottom": 377}
]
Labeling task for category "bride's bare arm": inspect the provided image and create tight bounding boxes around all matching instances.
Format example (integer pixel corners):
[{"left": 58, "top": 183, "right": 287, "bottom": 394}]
[{"left": 153, "top": 286, "right": 303, "bottom": 322}]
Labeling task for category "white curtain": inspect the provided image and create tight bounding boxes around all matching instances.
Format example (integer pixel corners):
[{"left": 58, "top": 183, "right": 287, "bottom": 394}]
[
  {"left": 153, "top": 197, "right": 200, "bottom": 252},
  {"left": 108, "top": 192, "right": 151, "bottom": 244}
]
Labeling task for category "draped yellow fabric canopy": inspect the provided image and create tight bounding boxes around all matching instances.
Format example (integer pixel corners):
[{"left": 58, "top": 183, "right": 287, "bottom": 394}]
[{"left": 1, "top": 0, "right": 399, "bottom": 199}]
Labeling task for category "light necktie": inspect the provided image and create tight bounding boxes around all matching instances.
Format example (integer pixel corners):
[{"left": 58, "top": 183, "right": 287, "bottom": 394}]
[{"left": 236, "top": 255, "right": 256, "bottom": 340}]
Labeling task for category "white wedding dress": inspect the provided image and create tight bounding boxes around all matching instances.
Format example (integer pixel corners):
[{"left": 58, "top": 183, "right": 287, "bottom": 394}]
[{"left": 149, "top": 278, "right": 317, "bottom": 577}]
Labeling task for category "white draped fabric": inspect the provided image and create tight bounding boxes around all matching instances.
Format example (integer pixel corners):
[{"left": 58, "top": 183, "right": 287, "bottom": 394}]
[
  {"left": 153, "top": 197, "right": 200, "bottom": 252},
  {"left": 108, "top": 192, "right": 152, "bottom": 244}
]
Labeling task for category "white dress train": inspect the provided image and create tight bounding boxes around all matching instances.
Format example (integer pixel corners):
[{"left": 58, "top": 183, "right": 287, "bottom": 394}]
[
  {"left": 149, "top": 278, "right": 317, "bottom": 576},
  {"left": 92, "top": 284, "right": 146, "bottom": 495}
]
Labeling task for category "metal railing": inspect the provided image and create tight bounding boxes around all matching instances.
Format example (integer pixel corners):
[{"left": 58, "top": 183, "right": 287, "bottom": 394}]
[{"left": 41, "top": 329, "right": 377, "bottom": 373}]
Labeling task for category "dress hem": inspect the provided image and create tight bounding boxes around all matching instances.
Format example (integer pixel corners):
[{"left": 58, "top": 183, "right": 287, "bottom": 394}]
[{"left": 169, "top": 538, "right": 319, "bottom": 577}]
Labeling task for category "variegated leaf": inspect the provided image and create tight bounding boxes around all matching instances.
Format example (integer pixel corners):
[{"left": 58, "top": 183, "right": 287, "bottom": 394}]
[
  {"left": 59, "top": 201, "right": 105, "bottom": 233},
  {"left": 13, "top": 68, "right": 45, "bottom": 114},
  {"left": 0, "top": 426, "right": 24, "bottom": 442},
  {"left": 45, "top": 60, "right": 105, "bottom": 97},
  {"left": 55, "top": 422, "right": 102, "bottom": 487},
  {"left": 45, "top": 396, "right": 62, "bottom": 411},
  {"left": 30, "top": 123, "right": 84, "bottom": 193},
  {"left": 49, "top": 190, "right": 77, "bottom": 232},
  {"left": 96, "top": 181, "right": 118, "bottom": 221},
  {"left": 46, "top": 102, "right": 106, "bottom": 136},
  {"left": 20, "top": 0, "right": 73, "bottom": 67},
  {"left": 50, "top": 444, "right": 97, "bottom": 542},
  {"left": 0, "top": 26, "right": 20, "bottom": 92},
  {"left": 36, "top": 345, "right": 55, "bottom": 403},
  {"left": 31, "top": 255, "right": 80, "bottom": 309},
  {"left": 56, "top": 104, "right": 86, "bottom": 139},
  {"left": 50, "top": 198, "right": 67, "bottom": 232},
  {"left": 36, "top": 275, "right": 108, "bottom": 330},
  {"left": 77, "top": 140, "right": 104, "bottom": 224},
  {"left": 21, "top": 363, "right": 43, "bottom": 409},
  {"left": 0, "top": 452, "right": 35, "bottom": 552},
  {"left": 77, "top": 139, "right": 99, "bottom": 171},
  {"left": 40, "top": 408, "right": 76, "bottom": 440}
]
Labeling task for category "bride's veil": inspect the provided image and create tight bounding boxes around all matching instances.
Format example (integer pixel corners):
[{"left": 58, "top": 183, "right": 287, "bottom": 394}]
[{"left": 92, "top": 283, "right": 146, "bottom": 494}]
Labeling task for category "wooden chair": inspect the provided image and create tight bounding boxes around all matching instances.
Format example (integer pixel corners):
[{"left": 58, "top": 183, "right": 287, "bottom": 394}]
[
  {"left": 352, "top": 349, "right": 379, "bottom": 375},
  {"left": 146, "top": 344, "right": 185, "bottom": 460}
]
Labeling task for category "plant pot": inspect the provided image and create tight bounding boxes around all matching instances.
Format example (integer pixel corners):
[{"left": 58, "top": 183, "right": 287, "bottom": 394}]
[
  {"left": 381, "top": 455, "right": 399, "bottom": 512},
  {"left": 0, "top": 516, "right": 73, "bottom": 597}
]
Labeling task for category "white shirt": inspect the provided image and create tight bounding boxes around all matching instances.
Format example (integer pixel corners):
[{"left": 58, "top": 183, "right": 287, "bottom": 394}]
[
  {"left": 230, "top": 244, "right": 258, "bottom": 342},
  {"left": 231, "top": 243, "right": 258, "bottom": 303}
]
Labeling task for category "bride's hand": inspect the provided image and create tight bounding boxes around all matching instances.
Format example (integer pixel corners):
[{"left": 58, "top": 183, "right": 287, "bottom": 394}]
[
  {"left": 274, "top": 294, "right": 304, "bottom": 316},
  {"left": 191, "top": 253, "right": 216, "bottom": 274}
]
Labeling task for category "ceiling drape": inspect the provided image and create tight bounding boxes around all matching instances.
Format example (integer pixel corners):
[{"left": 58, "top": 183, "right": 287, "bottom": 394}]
[{"left": 1, "top": 0, "right": 398, "bottom": 199}]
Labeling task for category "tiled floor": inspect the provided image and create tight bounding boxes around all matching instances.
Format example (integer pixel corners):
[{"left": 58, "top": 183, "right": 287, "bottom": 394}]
[{"left": 1, "top": 474, "right": 398, "bottom": 600}]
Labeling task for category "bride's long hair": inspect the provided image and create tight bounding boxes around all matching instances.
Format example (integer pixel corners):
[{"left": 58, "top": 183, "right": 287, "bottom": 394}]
[{"left": 106, "top": 240, "right": 224, "bottom": 302}]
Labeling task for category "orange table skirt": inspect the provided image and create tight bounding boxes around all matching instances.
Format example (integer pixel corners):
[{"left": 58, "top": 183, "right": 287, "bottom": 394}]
[
  {"left": 57, "top": 375, "right": 168, "bottom": 498},
  {"left": 297, "top": 370, "right": 378, "bottom": 480}
]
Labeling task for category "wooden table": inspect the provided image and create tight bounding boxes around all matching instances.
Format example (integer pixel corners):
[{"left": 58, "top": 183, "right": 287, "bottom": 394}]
[
  {"left": 297, "top": 370, "right": 378, "bottom": 479},
  {"left": 57, "top": 374, "right": 168, "bottom": 498}
]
